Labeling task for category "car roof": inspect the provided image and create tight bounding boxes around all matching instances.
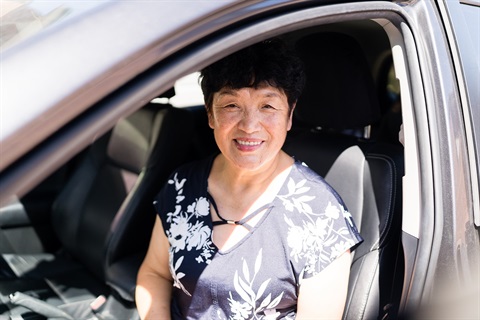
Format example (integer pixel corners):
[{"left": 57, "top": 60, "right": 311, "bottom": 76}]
[{"left": 0, "top": 0, "right": 239, "bottom": 171}]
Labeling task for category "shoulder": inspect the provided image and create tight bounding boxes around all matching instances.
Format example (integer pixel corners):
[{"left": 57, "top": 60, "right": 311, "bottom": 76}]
[
  {"left": 161, "top": 154, "right": 215, "bottom": 192},
  {"left": 154, "top": 155, "right": 214, "bottom": 208},
  {"left": 292, "top": 160, "right": 345, "bottom": 206},
  {"left": 171, "top": 155, "right": 215, "bottom": 181},
  {"left": 293, "top": 160, "right": 324, "bottom": 183}
]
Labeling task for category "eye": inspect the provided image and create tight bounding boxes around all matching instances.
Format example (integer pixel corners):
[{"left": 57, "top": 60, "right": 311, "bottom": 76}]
[
  {"left": 262, "top": 104, "right": 276, "bottom": 110},
  {"left": 224, "top": 104, "right": 237, "bottom": 109}
]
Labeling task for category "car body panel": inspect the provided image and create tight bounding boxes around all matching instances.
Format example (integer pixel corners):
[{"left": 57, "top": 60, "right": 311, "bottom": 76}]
[
  {"left": 439, "top": 0, "right": 480, "bottom": 226},
  {"left": 395, "top": 0, "right": 479, "bottom": 309},
  {"left": 1, "top": 0, "right": 235, "bottom": 171}
]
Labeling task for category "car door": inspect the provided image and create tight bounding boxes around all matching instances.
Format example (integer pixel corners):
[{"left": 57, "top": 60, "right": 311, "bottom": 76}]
[{"left": 394, "top": 0, "right": 480, "bottom": 317}]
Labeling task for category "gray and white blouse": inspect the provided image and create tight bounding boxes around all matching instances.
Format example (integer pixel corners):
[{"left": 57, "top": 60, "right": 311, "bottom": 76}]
[{"left": 154, "top": 155, "right": 363, "bottom": 319}]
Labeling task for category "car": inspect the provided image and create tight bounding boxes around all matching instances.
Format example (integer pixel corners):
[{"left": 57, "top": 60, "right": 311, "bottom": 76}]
[{"left": 1, "top": 0, "right": 479, "bottom": 319}]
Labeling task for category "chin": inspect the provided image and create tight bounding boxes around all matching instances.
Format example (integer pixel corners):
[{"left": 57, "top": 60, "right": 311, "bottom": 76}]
[{"left": 231, "top": 154, "right": 277, "bottom": 171}]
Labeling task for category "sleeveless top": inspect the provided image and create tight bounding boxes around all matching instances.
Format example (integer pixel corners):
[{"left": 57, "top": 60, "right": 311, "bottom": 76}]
[{"left": 154, "top": 155, "right": 363, "bottom": 319}]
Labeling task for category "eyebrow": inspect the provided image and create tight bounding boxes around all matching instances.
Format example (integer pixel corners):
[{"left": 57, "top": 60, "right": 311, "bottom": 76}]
[
  {"left": 263, "top": 91, "right": 282, "bottom": 99},
  {"left": 216, "top": 88, "right": 283, "bottom": 99},
  {"left": 216, "top": 88, "right": 238, "bottom": 98}
]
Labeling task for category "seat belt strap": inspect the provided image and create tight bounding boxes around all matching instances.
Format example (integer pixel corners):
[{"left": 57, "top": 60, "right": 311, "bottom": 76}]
[{"left": 9, "top": 291, "right": 74, "bottom": 320}]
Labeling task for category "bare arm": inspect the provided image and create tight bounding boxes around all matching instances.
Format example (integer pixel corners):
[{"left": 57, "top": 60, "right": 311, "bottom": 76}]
[
  {"left": 296, "top": 250, "right": 352, "bottom": 320},
  {"left": 136, "top": 216, "right": 173, "bottom": 320}
]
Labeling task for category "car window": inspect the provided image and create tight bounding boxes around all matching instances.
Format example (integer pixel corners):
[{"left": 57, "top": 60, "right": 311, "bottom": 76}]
[
  {"left": 0, "top": 0, "right": 108, "bottom": 51},
  {"left": 170, "top": 72, "right": 205, "bottom": 107}
]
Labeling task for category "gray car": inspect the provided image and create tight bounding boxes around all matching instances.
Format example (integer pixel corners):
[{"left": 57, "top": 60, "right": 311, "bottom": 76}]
[{"left": 1, "top": 1, "right": 479, "bottom": 319}]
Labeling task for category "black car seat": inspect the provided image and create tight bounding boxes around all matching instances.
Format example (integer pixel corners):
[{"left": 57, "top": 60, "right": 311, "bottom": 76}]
[
  {"left": 103, "top": 103, "right": 201, "bottom": 303},
  {"left": 0, "top": 89, "right": 194, "bottom": 318},
  {"left": 283, "top": 32, "right": 404, "bottom": 320}
]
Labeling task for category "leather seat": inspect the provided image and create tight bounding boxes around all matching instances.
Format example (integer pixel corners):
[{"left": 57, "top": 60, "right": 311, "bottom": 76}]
[
  {"left": 0, "top": 90, "right": 194, "bottom": 318},
  {"left": 283, "top": 32, "right": 404, "bottom": 320}
]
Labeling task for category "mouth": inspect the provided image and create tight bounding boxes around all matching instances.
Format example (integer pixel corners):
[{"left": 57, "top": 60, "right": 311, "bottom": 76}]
[
  {"left": 234, "top": 139, "right": 263, "bottom": 151},
  {"left": 235, "top": 139, "right": 262, "bottom": 146}
]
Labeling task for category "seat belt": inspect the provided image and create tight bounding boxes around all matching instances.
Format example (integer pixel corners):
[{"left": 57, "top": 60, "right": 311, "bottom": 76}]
[{"left": 9, "top": 291, "right": 74, "bottom": 320}]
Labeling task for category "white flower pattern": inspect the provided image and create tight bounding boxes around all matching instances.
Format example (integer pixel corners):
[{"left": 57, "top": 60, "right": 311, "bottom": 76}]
[
  {"left": 165, "top": 172, "right": 216, "bottom": 296},
  {"left": 158, "top": 159, "right": 362, "bottom": 318},
  {"left": 228, "top": 249, "right": 284, "bottom": 320},
  {"left": 278, "top": 177, "right": 357, "bottom": 277}
]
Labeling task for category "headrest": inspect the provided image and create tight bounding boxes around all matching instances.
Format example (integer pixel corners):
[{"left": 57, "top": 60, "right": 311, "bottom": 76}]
[
  {"left": 295, "top": 32, "right": 380, "bottom": 130},
  {"left": 107, "top": 107, "right": 161, "bottom": 173}
]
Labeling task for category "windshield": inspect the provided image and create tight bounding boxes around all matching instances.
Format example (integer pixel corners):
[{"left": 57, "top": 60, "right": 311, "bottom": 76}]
[{"left": 0, "top": 0, "right": 108, "bottom": 51}]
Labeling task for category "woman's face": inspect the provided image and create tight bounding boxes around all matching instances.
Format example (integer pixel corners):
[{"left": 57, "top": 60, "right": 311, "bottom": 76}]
[{"left": 209, "top": 84, "right": 293, "bottom": 172}]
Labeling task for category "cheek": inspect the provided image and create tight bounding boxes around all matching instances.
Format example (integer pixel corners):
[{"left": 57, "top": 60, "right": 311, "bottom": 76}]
[
  {"left": 210, "top": 112, "right": 238, "bottom": 130},
  {"left": 265, "top": 116, "right": 291, "bottom": 132}
]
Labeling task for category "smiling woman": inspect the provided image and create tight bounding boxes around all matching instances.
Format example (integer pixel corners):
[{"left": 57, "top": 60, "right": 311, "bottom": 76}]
[{"left": 135, "top": 39, "right": 363, "bottom": 320}]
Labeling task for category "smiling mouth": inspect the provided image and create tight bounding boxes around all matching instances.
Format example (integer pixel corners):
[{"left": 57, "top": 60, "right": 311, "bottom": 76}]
[{"left": 236, "top": 140, "right": 262, "bottom": 146}]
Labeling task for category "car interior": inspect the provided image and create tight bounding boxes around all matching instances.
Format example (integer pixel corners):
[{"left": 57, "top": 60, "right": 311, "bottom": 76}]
[{"left": 0, "top": 19, "right": 404, "bottom": 320}]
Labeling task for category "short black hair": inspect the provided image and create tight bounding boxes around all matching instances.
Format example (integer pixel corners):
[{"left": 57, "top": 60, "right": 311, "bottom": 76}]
[{"left": 200, "top": 39, "right": 305, "bottom": 113}]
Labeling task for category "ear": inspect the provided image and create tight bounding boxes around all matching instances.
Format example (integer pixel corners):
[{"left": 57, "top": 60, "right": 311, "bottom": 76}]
[
  {"left": 207, "top": 110, "right": 215, "bottom": 129},
  {"left": 287, "top": 102, "right": 296, "bottom": 131}
]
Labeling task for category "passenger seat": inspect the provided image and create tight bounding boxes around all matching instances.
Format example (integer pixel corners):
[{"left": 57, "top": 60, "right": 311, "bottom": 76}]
[{"left": 284, "top": 32, "right": 404, "bottom": 320}]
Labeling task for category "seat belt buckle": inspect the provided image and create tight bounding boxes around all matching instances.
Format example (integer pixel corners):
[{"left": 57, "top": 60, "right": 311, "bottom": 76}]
[{"left": 90, "top": 295, "right": 107, "bottom": 313}]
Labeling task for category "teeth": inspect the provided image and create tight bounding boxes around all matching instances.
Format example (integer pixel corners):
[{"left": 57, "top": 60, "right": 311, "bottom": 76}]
[{"left": 237, "top": 140, "right": 261, "bottom": 146}]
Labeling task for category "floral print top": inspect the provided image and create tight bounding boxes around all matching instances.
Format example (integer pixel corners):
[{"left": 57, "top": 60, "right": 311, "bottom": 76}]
[{"left": 154, "top": 155, "right": 363, "bottom": 319}]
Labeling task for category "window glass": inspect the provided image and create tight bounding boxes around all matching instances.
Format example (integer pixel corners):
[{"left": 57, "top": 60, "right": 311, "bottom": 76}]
[{"left": 170, "top": 72, "right": 205, "bottom": 107}]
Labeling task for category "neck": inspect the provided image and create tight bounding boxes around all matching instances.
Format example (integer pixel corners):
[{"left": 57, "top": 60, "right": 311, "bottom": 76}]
[
  {"left": 208, "top": 151, "right": 293, "bottom": 224},
  {"left": 213, "top": 151, "right": 291, "bottom": 193}
]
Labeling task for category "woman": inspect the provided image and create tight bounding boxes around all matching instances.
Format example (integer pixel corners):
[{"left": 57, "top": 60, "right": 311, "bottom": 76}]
[{"left": 136, "top": 39, "right": 363, "bottom": 319}]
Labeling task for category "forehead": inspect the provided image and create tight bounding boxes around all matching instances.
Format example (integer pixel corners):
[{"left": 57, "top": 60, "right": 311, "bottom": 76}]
[{"left": 215, "top": 85, "right": 286, "bottom": 100}]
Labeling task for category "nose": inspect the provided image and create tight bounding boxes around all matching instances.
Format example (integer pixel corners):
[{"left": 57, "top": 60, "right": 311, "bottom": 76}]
[{"left": 237, "top": 108, "right": 260, "bottom": 133}]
